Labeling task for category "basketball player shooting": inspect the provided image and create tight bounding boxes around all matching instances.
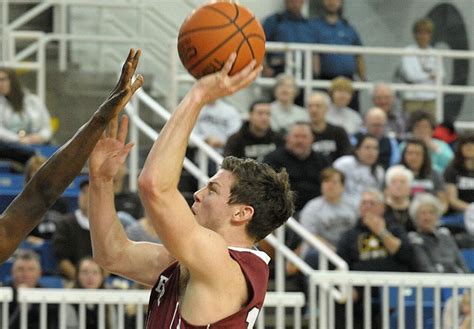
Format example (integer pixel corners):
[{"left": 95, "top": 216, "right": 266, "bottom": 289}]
[
  {"left": 0, "top": 49, "right": 142, "bottom": 264},
  {"left": 88, "top": 53, "right": 294, "bottom": 327}
]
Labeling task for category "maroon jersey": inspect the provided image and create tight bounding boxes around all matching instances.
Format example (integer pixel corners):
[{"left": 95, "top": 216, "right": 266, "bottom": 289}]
[{"left": 146, "top": 247, "right": 270, "bottom": 328}]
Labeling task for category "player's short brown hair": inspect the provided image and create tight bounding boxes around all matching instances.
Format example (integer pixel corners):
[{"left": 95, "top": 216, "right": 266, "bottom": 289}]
[{"left": 221, "top": 156, "right": 294, "bottom": 242}]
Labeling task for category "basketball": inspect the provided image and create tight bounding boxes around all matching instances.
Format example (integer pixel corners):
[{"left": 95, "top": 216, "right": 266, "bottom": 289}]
[{"left": 177, "top": 2, "right": 266, "bottom": 79}]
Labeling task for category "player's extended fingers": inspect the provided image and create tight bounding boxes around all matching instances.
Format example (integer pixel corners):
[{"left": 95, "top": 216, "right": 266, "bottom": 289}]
[
  {"left": 117, "top": 142, "right": 134, "bottom": 163},
  {"left": 220, "top": 53, "right": 237, "bottom": 76},
  {"left": 130, "top": 49, "right": 141, "bottom": 72},
  {"left": 107, "top": 115, "right": 119, "bottom": 139},
  {"left": 229, "top": 59, "right": 256, "bottom": 83},
  {"left": 117, "top": 115, "right": 129, "bottom": 143},
  {"left": 130, "top": 74, "right": 144, "bottom": 94},
  {"left": 116, "top": 49, "right": 135, "bottom": 89}
]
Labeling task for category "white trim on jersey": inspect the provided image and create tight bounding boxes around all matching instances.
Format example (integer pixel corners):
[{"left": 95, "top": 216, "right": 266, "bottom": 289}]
[{"left": 228, "top": 246, "right": 271, "bottom": 265}]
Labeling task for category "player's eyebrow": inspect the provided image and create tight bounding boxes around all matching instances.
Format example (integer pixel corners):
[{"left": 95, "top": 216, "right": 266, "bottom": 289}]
[{"left": 208, "top": 181, "right": 221, "bottom": 191}]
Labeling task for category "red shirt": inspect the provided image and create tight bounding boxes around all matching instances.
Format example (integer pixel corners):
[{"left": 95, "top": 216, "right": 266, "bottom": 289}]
[{"left": 146, "top": 247, "right": 270, "bottom": 328}]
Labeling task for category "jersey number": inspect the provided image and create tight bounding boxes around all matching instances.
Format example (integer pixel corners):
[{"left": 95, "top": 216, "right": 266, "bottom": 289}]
[{"left": 246, "top": 307, "right": 260, "bottom": 328}]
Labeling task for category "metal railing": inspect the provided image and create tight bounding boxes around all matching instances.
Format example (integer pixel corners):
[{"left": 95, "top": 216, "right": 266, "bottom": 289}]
[
  {"left": 0, "top": 287, "right": 304, "bottom": 329},
  {"left": 169, "top": 41, "right": 474, "bottom": 128},
  {"left": 309, "top": 271, "right": 474, "bottom": 329}
]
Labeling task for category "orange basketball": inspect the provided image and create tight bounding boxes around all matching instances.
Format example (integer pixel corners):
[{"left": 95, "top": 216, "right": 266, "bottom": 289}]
[{"left": 178, "top": 2, "right": 265, "bottom": 79}]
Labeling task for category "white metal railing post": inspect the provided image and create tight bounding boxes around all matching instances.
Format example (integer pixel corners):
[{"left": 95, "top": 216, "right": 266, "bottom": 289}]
[
  {"left": 275, "top": 225, "right": 285, "bottom": 328},
  {"left": 304, "top": 49, "right": 312, "bottom": 106},
  {"left": 127, "top": 97, "right": 140, "bottom": 193},
  {"left": 435, "top": 54, "right": 443, "bottom": 122},
  {"left": 309, "top": 273, "right": 317, "bottom": 329},
  {"left": 37, "top": 35, "right": 46, "bottom": 102},
  {"left": 169, "top": 40, "right": 179, "bottom": 110},
  {"left": 59, "top": 0, "right": 67, "bottom": 71},
  {"left": 1, "top": 0, "right": 9, "bottom": 61}
]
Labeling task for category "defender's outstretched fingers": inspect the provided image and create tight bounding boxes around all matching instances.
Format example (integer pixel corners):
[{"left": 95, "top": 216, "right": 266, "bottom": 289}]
[
  {"left": 131, "top": 74, "right": 144, "bottom": 94},
  {"left": 120, "top": 49, "right": 141, "bottom": 90},
  {"left": 117, "top": 115, "right": 129, "bottom": 144}
]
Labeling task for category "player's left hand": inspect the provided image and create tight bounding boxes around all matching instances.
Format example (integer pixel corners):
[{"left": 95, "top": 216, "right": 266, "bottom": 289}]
[
  {"left": 192, "top": 53, "right": 262, "bottom": 105},
  {"left": 89, "top": 115, "right": 134, "bottom": 183}
]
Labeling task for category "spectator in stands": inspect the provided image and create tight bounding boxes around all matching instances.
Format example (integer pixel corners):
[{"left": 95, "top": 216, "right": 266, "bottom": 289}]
[
  {"left": 300, "top": 167, "right": 357, "bottom": 262},
  {"left": 444, "top": 134, "right": 474, "bottom": 212},
  {"left": 192, "top": 99, "right": 242, "bottom": 175},
  {"left": 371, "top": 82, "right": 406, "bottom": 139},
  {"left": 326, "top": 77, "right": 362, "bottom": 135},
  {"left": 334, "top": 134, "right": 384, "bottom": 208},
  {"left": 0, "top": 68, "right": 52, "bottom": 145},
  {"left": 263, "top": 122, "right": 330, "bottom": 212},
  {"left": 53, "top": 180, "right": 93, "bottom": 281},
  {"left": 262, "top": 0, "right": 315, "bottom": 77},
  {"left": 7, "top": 250, "right": 58, "bottom": 329},
  {"left": 403, "top": 110, "right": 453, "bottom": 173},
  {"left": 400, "top": 138, "right": 448, "bottom": 213},
  {"left": 113, "top": 163, "right": 143, "bottom": 220},
  {"left": 384, "top": 165, "right": 416, "bottom": 232},
  {"left": 224, "top": 100, "right": 283, "bottom": 162},
  {"left": 408, "top": 193, "right": 468, "bottom": 273},
  {"left": 307, "top": 91, "right": 351, "bottom": 162},
  {"left": 125, "top": 216, "right": 161, "bottom": 243},
  {"left": 67, "top": 257, "right": 116, "bottom": 329},
  {"left": 400, "top": 18, "right": 441, "bottom": 118},
  {"left": 353, "top": 107, "right": 400, "bottom": 169},
  {"left": 312, "top": 0, "right": 366, "bottom": 112},
  {"left": 336, "top": 189, "right": 414, "bottom": 329},
  {"left": 0, "top": 49, "right": 143, "bottom": 265},
  {"left": 192, "top": 99, "right": 241, "bottom": 154},
  {"left": 270, "top": 74, "right": 309, "bottom": 134}
]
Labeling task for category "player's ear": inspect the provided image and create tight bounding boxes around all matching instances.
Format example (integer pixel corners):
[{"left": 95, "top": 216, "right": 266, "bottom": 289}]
[{"left": 232, "top": 205, "right": 254, "bottom": 223}]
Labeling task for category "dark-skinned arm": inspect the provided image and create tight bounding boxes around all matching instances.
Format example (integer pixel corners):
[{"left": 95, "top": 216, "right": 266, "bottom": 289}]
[{"left": 0, "top": 49, "right": 143, "bottom": 263}]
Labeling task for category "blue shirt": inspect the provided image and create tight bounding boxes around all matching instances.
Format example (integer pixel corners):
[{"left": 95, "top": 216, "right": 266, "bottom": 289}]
[
  {"left": 263, "top": 11, "right": 316, "bottom": 74},
  {"left": 311, "top": 16, "right": 362, "bottom": 78},
  {"left": 263, "top": 11, "right": 316, "bottom": 43}
]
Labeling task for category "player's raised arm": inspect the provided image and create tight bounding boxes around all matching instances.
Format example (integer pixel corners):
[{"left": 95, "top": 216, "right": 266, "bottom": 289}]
[
  {"left": 88, "top": 116, "right": 175, "bottom": 286},
  {"left": 0, "top": 49, "right": 143, "bottom": 263},
  {"left": 138, "top": 55, "right": 261, "bottom": 273}
]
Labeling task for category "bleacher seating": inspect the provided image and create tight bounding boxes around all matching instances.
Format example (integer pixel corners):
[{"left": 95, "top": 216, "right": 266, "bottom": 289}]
[{"left": 461, "top": 248, "right": 474, "bottom": 272}]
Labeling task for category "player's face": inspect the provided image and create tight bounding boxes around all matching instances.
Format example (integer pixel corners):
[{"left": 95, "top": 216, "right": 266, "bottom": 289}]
[
  {"left": 415, "top": 204, "right": 438, "bottom": 233},
  {"left": 12, "top": 259, "right": 41, "bottom": 288},
  {"left": 192, "top": 170, "right": 236, "bottom": 232},
  {"left": 307, "top": 95, "right": 327, "bottom": 124},
  {"left": 78, "top": 259, "right": 104, "bottom": 289},
  {"left": 0, "top": 71, "right": 11, "bottom": 96},
  {"left": 249, "top": 103, "right": 271, "bottom": 132}
]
